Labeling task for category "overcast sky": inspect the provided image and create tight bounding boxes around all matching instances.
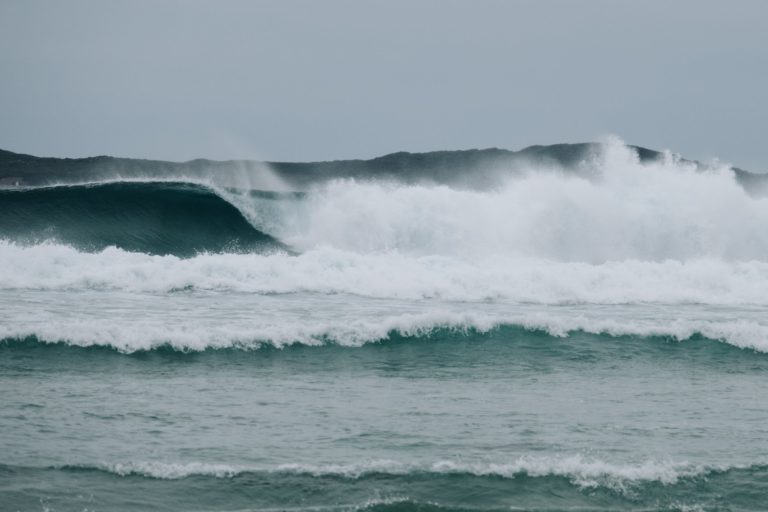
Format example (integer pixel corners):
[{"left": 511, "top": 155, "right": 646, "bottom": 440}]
[{"left": 1, "top": 0, "right": 766, "bottom": 169}]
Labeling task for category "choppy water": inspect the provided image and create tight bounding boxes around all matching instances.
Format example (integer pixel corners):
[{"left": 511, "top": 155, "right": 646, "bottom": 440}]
[{"left": 2, "top": 140, "right": 768, "bottom": 511}]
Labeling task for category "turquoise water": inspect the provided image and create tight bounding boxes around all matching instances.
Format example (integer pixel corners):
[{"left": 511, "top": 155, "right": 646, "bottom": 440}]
[
  {"left": 3, "top": 324, "right": 768, "bottom": 511},
  {"left": 3, "top": 142, "right": 768, "bottom": 511}
]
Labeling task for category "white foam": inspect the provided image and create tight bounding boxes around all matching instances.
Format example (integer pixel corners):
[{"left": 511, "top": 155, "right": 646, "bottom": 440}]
[
  {"left": 0, "top": 311, "right": 497, "bottom": 352},
  {"left": 4, "top": 140, "right": 768, "bottom": 354},
  {"left": 263, "top": 138, "right": 768, "bottom": 263},
  {"left": 5, "top": 140, "right": 768, "bottom": 305},
  {"left": 102, "top": 461, "right": 244, "bottom": 479},
  {"left": 4, "top": 309, "right": 768, "bottom": 353},
  {"left": 4, "top": 242, "right": 768, "bottom": 306}
]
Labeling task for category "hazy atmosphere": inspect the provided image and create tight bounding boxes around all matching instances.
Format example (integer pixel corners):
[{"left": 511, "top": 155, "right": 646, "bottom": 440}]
[
  {"left": 1, "top": 0, "right": 767, "bottom": 168},
  {"left": 4, "top": 3, "right": 768, "bottom": 512}
]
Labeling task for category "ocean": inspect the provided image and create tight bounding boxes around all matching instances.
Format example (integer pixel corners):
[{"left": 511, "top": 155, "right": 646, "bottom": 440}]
[{"left": 2, "top": 140, "right": 768, "bottom": 511}]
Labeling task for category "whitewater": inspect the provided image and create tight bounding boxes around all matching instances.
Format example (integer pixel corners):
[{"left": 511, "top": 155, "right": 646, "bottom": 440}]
[{"left": 3, "top": 139, "right": 768, "bottom": 511}]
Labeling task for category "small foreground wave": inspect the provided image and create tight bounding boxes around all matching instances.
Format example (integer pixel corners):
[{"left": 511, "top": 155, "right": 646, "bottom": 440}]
[
  {"left": 3, "top": 313, "right": 768, "bottom": 354},
  {"left": 4, "top": 458, "right": 766, "bottom": 512},
  {"left": 70, "top": 456, "right": 716, "bottom": 488}
]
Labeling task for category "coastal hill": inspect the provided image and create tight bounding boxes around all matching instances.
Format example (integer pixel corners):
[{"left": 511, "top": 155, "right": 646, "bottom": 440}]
[{"left": 1, "top": 144, "right": 765, "bottom": 193}]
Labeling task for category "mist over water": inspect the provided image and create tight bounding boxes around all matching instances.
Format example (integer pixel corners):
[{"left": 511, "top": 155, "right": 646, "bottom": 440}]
[
  {"left": 252, "top": 140, "right": 766, "bottom": 262},
  {"left": 3, "top": 139, "right": 768, "bottom": 511}
]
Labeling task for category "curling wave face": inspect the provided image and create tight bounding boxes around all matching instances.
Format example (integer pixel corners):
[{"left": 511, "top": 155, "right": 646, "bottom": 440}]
[{"left": 0, "top": 181, "right": 286, "bottom": 256}]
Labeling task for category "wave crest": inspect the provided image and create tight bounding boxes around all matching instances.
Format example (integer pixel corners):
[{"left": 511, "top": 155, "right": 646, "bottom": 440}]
[
  {"left": 61, "top": 455, "right": 722, "bottom": 488},
  {"left": 4, "top": 313, "right": 768, "bottom": 353}
]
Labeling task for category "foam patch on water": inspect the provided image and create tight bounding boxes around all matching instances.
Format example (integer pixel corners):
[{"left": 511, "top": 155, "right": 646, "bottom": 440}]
[{"left": 4, "top": 242, "right": 768, "bottom": 306}]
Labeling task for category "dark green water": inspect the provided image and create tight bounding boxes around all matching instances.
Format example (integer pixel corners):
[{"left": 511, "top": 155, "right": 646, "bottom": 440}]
[
  {"left": 3, "top": 463, "right": 768, "bottom": 512},
  {"left": 0, "top": 182, "right": 283, "bottom": 256}
]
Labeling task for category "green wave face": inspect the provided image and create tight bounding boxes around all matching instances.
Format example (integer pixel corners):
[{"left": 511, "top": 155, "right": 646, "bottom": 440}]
[{"left": 0, "top": 182, "right": 286, "bottom": 256}]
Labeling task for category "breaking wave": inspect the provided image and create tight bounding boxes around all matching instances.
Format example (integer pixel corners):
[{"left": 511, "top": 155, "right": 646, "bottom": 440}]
[
  {"left": 4, "top": 242, "right": 768, "bottom": 305},
  {"left": 3, "top": 139, "right": 768, "bottom": 263},
  {"left": 267, "top": 140, "right": 768, "bottom": 262},
  {"left": 3, "top": 314, "right": 768, "bottom": 353},
  {"left": 60, "top": 456, "right": 721, "bottom": 487},
  {"left": 7, "top": 458, "right": 764, "bottom": 511},
  {"left": 0, "top": 181, "right": 286, "bottom": 256}
]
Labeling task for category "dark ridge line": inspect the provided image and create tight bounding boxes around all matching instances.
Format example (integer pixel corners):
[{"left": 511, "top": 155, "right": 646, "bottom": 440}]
[
  {"left": 1, "top": 144, "right": 765, "bottom": 192},
  {"left": 0, "top": 142, "right": 736, "bottom": 167},
  {"left": 0, "top": 143, "right": 757, "bottom": 173}
]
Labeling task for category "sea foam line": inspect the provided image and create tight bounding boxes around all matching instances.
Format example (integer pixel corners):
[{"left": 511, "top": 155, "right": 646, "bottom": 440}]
[
  {"left": 4, "top": 242, "right": 768, "bottom": 306},
  {"left": 3, "top": 312, "right": 768, "bottom": 354},
  {"left": 57, "top": 455, "right": 738, "bottom": 489}
]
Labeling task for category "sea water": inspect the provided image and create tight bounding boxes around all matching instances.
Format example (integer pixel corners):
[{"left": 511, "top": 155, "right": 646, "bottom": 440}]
[{"left": 2, "top": 140, "right": 768, "bottom": 511}]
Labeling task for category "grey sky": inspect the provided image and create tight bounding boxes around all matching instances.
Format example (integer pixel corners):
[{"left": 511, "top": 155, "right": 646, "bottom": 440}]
[{"left": 1, "top": 0, "right": 766, "bottom": 170}]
